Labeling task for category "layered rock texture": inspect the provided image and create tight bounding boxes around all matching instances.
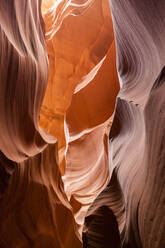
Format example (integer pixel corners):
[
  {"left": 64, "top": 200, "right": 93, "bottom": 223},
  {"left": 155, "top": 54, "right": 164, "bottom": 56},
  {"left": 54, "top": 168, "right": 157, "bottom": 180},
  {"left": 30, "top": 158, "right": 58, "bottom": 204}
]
[
  {"left": 0, "top": 0, "right": 165, "bottom": 248},
  {"left": 40, "top": 0, "right": 119, "bottom": 234}
]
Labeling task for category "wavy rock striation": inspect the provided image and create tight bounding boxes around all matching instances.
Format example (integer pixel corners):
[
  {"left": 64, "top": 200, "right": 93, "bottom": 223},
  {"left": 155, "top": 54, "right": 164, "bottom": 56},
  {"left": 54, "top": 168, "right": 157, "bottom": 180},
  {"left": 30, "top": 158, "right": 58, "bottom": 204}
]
[
  {"left": 40, "top": 0, "right": 119, "bottom": 232},
  {"left": 0, "top": 1, "right": 81, "bottom": 247},
  {"left": 1, "top": 0, "right": 165, "bottom": 247},
  {"left": 84, "top": 1, "right": 165, "bottom": 247}
]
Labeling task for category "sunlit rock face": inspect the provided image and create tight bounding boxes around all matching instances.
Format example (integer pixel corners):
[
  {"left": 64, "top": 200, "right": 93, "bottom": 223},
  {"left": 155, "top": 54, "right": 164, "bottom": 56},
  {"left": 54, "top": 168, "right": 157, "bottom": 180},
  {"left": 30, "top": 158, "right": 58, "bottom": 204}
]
[
  {"left": 0, "top": 0, "right": 119, "bottom": 247},
  {"left": 40, "top": 0, "right": 119, "bottom": 233},
  {"left": 1, "top": 0, "right": 165, "bottom": 247},
  {"left": 64, "top": 41, "right": 119, "bottom": 229}
]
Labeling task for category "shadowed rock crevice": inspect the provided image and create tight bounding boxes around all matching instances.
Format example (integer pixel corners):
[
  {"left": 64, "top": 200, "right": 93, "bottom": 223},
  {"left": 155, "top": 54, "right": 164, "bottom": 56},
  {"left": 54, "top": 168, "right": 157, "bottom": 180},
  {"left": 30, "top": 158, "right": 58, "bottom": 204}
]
[
  {"left": 0, "top": 151, "right": 16, "bottom": 200},
  {"left": 83, "top": 206, "right": 121, "bottom": 248}
]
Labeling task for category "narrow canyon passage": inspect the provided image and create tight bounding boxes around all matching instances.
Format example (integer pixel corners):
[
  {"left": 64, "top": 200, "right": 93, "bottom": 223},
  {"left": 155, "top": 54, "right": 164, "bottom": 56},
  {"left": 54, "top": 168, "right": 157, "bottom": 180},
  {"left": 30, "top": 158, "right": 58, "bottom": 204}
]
[{"left": 0, "top": 0, "right": 165, "bottom": 248}]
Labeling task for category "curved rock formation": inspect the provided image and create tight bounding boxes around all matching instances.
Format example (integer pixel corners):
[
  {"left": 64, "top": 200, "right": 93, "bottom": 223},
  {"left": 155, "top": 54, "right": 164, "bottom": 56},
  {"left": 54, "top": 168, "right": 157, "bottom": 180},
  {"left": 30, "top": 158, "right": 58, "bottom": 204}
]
[
  {"left": 0, "top": 1, "right": 81, "bottom": 247},
  {"left": 1, "top": 0, "right": 165, "bottom": 247},
  {"left": 64, "top": 40, "right": 119, "bottom": 228},
  {"left": 40, "top": 0, "right": 119, "bottom": 232},
  {"left": 0, "top": 0, "right": 51, "bottom": 163},
  {"left": 84, "top": 1, "right": 165, "bottom": 247},
  {"left": 0, "top": 0, "right": 118, "bottom": 247}
]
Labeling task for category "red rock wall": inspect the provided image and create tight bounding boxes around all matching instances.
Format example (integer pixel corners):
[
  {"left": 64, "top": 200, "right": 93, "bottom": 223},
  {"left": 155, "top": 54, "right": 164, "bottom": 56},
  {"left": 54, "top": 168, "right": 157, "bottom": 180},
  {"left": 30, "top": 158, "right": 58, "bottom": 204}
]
[
  {"left": 83, "top": 1, "right": 165, "bottom": 247},
  {"left": 0, "top": 1, "right": 81, "bottom": 247},
  {"left": 0, "top": 0, "right": 165, "bottom": 248},
  {"left": 40, "top": 0, "right": 119, "bottom": 234}
]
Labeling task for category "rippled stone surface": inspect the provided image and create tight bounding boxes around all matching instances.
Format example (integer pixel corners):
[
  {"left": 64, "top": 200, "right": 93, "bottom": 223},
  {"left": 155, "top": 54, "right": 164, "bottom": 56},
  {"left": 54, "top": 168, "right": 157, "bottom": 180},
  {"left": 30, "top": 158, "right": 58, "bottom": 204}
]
[
  {"left": 40, "top": 0, "right": 119, "bottom": 234},
  {"left": 84, "top": 1, "right": 165, "bottom": 247},
  {"left": 1, "top": 0, "right": 165, "bottom": 247}
]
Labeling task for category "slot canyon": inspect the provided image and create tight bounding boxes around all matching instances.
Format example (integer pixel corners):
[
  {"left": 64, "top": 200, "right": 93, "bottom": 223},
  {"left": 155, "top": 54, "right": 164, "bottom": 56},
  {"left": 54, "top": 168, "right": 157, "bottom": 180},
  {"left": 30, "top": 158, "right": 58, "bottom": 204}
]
[{"left": 0, "top": 0, "right": 165, "bottom": 247}]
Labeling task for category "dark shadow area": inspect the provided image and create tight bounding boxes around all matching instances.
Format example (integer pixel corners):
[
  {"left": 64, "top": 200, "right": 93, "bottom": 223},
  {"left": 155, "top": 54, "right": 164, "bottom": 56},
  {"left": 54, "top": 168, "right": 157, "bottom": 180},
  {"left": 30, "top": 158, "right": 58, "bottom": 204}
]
[{"left": 83, "top": 205, "right": 121, "bottom": 248}]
